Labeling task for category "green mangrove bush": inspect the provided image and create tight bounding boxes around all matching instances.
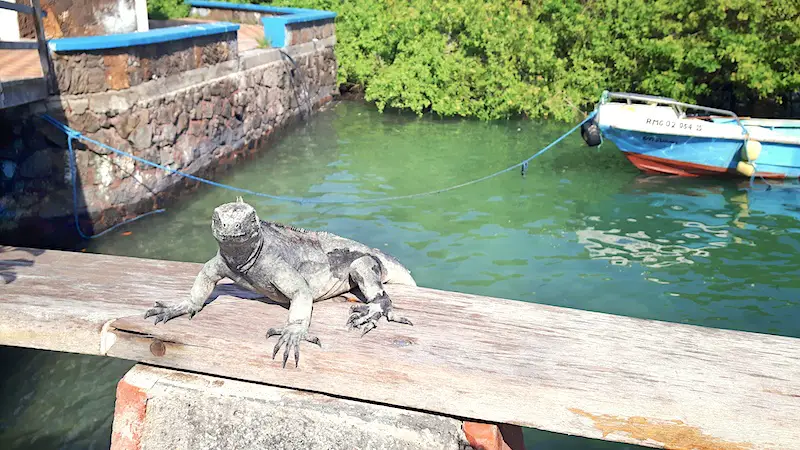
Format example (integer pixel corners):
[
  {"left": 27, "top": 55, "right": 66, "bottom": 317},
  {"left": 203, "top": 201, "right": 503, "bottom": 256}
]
[
  {"left": 149, "top": 0, "right": 800, "bottom": 121},
  {"left": 148, "top": 0, "right": 190, "bottom": 20}
]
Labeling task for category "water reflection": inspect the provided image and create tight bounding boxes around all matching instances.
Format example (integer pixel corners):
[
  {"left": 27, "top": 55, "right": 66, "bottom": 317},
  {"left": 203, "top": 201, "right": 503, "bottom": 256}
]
[
  {"left": 566, "top": 175, "right": 800, "bottom": 337},
  {"left": 577, "top": 227, "right": 723, "bottom": 268},
  {"left": 576, "top": 176, "right": 800, "bottom": 267},
  {"left": 575, "top": 176, "right": 762, "bottom": 269},
  {"left": 0, "top": 347, "right": 133, "bottom": 449}
]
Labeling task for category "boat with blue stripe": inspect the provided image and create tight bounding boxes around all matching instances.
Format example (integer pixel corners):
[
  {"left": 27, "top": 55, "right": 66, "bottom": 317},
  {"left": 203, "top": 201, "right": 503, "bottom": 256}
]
[{"left": 581, "top": 91, "right": 800, "bottom": 179}]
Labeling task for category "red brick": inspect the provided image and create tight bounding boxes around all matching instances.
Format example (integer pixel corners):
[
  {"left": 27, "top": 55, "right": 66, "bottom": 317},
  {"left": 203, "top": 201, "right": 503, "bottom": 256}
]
[
  {"left": 110, "top": 378, "right": 149, "bottom": 450},
  {"left": 463, "top": 422, "right": 526, "bottom": 450}
]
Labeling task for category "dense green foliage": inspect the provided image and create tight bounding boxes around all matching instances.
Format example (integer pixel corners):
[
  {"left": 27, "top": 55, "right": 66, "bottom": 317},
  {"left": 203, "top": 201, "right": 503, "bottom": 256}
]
[
  {"left": 147, "top": 0, "right": 190, "bottom": 20},
  {"left": 149, "top": 0, "right": 800, "bottom": 120}
]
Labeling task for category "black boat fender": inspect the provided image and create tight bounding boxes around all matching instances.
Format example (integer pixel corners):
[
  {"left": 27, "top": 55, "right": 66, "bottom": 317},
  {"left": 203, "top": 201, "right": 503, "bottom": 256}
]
[{"left": 580, "top": 116, "right": 602, "bottom": 147}]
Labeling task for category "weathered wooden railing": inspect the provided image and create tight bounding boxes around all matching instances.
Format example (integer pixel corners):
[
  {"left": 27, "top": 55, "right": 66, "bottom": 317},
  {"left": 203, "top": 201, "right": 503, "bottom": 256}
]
[{"left": 1, "top": 246, "right": 799, "bottom": 449}]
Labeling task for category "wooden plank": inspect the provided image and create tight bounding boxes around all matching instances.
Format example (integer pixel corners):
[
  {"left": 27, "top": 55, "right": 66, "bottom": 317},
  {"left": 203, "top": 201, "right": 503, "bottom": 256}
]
[
  {"left": 29, "top": 0, "right": 54, "bottom": 94},
  {"left": 0, "top": 40, "right": 39, "bottom": 50},
  {"left": 0, "top": 246, "right": 201, "bottom": 354},
  {"left": 1, "top": 246, "right": 799, "bottom": 449},
  {"left": 0, "top": 0, "right": 34, "bottom": 15},
  {"left": 0, "top": 77, "right": 48, "bottom": 108}
]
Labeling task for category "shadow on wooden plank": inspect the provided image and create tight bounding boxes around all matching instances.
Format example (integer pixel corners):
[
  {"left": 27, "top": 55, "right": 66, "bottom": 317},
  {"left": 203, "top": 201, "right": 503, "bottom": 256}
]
[{"left": 0, "top": 247, "right": 44, "bottom": 284}]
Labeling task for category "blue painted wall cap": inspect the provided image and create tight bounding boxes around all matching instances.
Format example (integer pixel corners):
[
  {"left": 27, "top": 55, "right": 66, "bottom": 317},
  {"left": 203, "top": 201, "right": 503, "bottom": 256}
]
[
  {"left": 48, "top": 22, "right": 240, "bottom": 52},
  {"left": 185, "top": 0, "right": 336, "bottom": 19},
  {"left": 261, "top": 16, "right": 288, "bottom": 48}
]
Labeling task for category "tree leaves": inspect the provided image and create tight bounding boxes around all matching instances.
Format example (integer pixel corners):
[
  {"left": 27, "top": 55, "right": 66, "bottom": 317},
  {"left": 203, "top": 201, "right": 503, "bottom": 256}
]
[{"left": 172, "top": 0, "right": 800, "bottom": 119}]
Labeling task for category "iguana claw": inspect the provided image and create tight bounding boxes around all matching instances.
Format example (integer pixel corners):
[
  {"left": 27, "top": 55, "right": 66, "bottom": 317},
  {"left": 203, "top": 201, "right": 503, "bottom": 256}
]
[
  {"left": 144, "top": 301, "right": 192, "bottom": 325},
  {"left": 346, "top": 300, "right": 413, "bottom": 336},
  {"left": 266, "top": 323, "right": 321, "bottom": 368}
]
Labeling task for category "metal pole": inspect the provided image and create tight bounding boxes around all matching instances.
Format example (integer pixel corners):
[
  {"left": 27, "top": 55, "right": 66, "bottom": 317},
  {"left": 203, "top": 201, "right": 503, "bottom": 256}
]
[{"left": 30, "top": 0, "right": 55, "bottom": 94}]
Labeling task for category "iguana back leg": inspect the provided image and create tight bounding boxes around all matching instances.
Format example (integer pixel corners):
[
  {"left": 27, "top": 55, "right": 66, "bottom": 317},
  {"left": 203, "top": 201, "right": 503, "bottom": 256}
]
[{"left": 346, "top": 256, "right": 413, "bottom": 336}]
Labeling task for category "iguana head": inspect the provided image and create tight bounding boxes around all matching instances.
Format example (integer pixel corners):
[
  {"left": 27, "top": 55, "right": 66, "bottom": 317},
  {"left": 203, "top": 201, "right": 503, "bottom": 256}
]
[{"left": 211, "top": 196, "right": 262, "bottom": 245}]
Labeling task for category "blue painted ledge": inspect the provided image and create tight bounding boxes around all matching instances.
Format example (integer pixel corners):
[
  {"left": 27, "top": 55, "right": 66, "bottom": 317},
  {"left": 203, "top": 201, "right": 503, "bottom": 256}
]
[
  {"left": 186, "top": 0, "right": 336, "bottom": 48},
  {"left": 48, "top": 22, "right": 240, "bottom": 52}
]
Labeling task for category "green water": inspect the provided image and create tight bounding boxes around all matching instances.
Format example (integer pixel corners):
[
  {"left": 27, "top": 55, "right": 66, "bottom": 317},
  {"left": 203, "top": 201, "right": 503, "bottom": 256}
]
[{"left": 3, "top": 101, "right": 800, "bottom": 449}]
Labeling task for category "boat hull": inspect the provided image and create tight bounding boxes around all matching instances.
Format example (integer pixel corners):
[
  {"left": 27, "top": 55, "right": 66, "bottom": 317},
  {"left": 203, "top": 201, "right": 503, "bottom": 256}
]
[
  {"left": 603, "top": 127, "right": 794, "bottom": 178},
  {"left": 622, "top": 152, "right": 786, "bottom": 178},
  {"left": 594, "top": 97, "right": 800, "bottom": 179}
]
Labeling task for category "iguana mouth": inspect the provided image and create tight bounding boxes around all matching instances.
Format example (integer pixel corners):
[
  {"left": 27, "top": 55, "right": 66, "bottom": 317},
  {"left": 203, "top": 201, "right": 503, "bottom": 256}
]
[{"left": 220, "top": 232, "right": 256, "bottom": 242}]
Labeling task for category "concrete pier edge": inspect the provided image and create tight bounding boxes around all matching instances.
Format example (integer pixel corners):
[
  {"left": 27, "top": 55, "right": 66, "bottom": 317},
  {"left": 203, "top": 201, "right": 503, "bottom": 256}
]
[{"left": 110, "top": 364, "right": 526, "bottom": 450}]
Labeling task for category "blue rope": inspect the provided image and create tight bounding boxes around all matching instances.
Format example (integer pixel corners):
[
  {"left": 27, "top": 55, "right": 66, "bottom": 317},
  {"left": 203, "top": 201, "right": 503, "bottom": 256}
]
[
  {"left": 748, "top": 169, "right": 774, "bottom": 191},
  {"left": 42, "top": 111, "right": 596, "bottom": 237},
  {"left": 63, "top": 129, "right": 166, "bottom": 239}
]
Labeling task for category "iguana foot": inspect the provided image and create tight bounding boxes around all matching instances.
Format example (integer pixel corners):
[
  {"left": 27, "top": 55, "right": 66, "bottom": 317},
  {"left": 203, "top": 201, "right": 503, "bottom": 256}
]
[
  {"left": 266, "top": 322, "right": 322, "bottom": 368},
  {"left": 346, "top": 293, "right": 412, "bottom": 336},
  {"left": 144, "top": 301, "right": 197, "bottom": 324}
]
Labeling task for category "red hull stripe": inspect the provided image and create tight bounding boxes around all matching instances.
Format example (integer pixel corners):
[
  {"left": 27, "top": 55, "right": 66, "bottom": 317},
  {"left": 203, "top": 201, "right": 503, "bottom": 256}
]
[{"left": 622, "top": 152, "right": 786, "bottom": 179}]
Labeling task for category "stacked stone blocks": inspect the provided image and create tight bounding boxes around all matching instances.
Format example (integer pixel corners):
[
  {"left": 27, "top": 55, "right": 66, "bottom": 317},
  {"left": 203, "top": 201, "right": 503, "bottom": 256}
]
[{"left": 0, "top": 34, "right": 337, "bottom": 247}]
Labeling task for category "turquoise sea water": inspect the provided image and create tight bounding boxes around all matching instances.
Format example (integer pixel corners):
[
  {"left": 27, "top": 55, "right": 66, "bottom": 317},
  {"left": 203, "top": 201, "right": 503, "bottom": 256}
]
[{"left": 2, "top": 100, "right": 799, "bottom": 448}]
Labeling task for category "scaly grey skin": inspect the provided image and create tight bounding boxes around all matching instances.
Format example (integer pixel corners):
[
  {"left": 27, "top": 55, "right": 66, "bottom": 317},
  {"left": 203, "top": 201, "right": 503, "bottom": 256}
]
[{"left": 144, "top": 197, "right": 416, "bottom": 368}]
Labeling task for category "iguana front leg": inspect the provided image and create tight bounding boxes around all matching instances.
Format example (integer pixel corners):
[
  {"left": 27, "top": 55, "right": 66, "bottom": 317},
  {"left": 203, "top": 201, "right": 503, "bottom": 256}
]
[
  {"left": 144, "top": 255, "right": 227, "bottom": 324},
  {"left": 346, "top": 256, "right": 412, "bottom": 335},
  {"left": 263, "top": 261, "right": 322, "bottom": 368}
]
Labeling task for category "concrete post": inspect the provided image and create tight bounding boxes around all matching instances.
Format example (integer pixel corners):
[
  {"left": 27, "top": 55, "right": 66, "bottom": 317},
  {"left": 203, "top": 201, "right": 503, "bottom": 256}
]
[
  {"left": 110, "top": 364, "right": 525, "bottom": 450},
  {"left": 134, "top": 0, "right": 148, "bottom": 32}
]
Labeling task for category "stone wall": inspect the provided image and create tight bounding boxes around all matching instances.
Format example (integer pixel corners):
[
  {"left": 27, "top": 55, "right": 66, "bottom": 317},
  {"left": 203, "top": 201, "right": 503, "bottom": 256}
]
[
  {"left": 188, "top": 5, "right": 336, "bottom": 47},
  {"left": 17, "top": 0, "right": 38, "bottom": 38},
  {"left": 53, "top": 32, "right": 238, "bottom": 95},
  {"left": 17, "top": 0, "right": 140, "bottom": 39},
  {"left": 286, "top": 19, "right": 335, "bottom": 46},
  {"left": 189, "top": 7, "right": 275, "bottom": 25},
  {"left": 0, "top": 38, "right": 338, "bottom": 248}
]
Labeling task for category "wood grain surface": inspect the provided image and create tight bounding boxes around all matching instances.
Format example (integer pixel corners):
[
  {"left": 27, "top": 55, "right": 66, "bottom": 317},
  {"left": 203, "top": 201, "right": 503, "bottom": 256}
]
[{"left": 2, "top": 246, "right": 799, "bottom": 449}]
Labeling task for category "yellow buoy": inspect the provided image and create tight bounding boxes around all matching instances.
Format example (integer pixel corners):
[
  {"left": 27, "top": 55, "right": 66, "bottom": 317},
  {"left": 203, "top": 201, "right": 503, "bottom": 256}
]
[
  {"left": 730, "top": 193, "right": 748, "bottom": 204},
  {"left": 736, "top": 161, "right": 755, "bottom": 177},
  {"left": 741, "top": 140, "right": 762, "bottom": 162}
]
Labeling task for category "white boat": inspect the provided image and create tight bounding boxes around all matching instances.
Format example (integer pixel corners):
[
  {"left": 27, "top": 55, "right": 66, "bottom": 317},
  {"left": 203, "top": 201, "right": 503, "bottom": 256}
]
[{"left": 582, "top": 91, "right": 800, "bottom": 179}]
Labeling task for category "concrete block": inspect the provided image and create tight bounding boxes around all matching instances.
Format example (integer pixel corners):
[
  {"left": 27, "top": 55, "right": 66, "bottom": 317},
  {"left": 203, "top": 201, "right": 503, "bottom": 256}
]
[
  {"left": 89, "top": 92, "right": 136, "bottom": 114},
  {"left": 69, "top": 98, "right": 90, "bottom": 115},
  {"left": 0, "top": 78, "right": 48, "bottom": 110},
  {"left": 202, "top": 59, "right": 240, "bottom": 83},
  {"left": 284, "top": 36, "right": 336, "bottom": 60},
  {"left": 111, "top": 364, "right": 511, "bottom": 450},
  {"left": 239, "top": 48, "right": 282, "bottom": 71}
]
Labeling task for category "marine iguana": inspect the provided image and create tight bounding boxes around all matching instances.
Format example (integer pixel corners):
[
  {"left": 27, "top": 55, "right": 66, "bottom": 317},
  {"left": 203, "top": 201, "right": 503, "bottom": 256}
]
[{"left": 144, "top": 197, "right": 415, "bottom": 368}]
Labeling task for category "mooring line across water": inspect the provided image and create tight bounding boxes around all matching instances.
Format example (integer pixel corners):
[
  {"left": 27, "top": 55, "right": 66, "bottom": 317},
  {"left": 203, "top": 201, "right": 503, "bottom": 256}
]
[{"left": 40, "top": 111, "right": 596, "bottom": 239}]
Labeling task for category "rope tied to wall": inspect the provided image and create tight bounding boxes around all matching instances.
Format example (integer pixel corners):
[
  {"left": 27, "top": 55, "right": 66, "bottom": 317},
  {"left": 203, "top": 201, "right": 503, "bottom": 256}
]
[
  {"left": 40, "top": 111, "right": 597, "bottom": 239},
  {"left": 60, "top": 127, "right": 165, "bottom": 239}
]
